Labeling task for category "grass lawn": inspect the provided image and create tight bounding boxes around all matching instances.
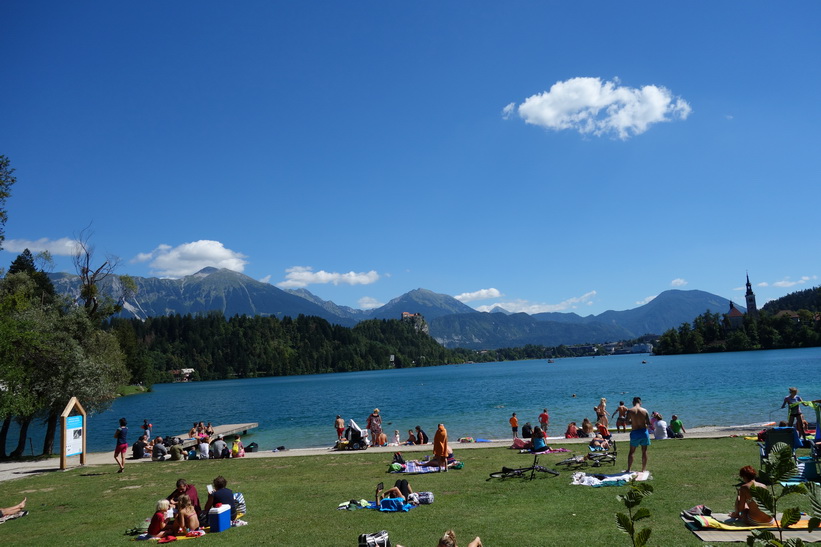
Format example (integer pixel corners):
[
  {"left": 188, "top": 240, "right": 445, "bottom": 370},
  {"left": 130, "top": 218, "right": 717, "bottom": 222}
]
[{"left": 1, "top": 437, "right": 810, "bottom": 546}]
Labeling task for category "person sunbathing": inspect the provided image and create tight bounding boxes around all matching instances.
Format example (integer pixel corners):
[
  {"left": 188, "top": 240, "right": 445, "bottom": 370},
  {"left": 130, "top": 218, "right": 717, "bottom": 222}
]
[
  {"left": 589, "top": 434, "right": 611, "bottom": 451},
  {"left": 1, "top": 497, "right": 26, "bottom": 517},
  {"left": 729, "top": 466, "right": 775, "bottom": 526},
  {"left": 376, "top": 479, "right": 417, "bottom": 504},
  {"left": 436, "top": 529, "right": 482, "bottom": 547}
]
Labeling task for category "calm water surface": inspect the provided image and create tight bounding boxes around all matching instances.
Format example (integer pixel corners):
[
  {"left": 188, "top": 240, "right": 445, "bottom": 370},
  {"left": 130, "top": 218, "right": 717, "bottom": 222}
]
[{"left": 10, "top": 347, "right": 821, "bottom": 454}]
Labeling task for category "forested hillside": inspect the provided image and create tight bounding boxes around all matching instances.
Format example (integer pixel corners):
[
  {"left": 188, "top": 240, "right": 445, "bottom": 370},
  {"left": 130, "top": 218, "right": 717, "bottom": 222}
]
[
  {"left": 762, "top": 286, "right": 821, "bottom": 313},
  {"left": 107, "top": 313, "right": 580, "bottom": 385}
]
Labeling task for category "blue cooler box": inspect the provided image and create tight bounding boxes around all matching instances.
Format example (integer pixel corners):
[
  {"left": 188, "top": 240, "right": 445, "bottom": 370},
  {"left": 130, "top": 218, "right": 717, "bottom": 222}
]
[{"left": 209, "top": 504, "right": 231, "bottom": 532}]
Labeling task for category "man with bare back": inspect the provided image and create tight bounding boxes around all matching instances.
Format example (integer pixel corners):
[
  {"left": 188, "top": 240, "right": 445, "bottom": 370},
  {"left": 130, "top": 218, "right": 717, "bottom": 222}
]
[
  {"left": 611, "top": 401, "right": 628, "bottom": 433},
  {"left": 626, "top": 397, "right": 651, "bottom": 473}
]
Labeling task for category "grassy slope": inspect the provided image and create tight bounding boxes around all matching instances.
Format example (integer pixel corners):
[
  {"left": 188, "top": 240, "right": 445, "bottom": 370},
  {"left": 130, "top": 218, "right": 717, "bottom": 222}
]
[{"left": 1, "top": 437, "right": 809, "bottom": 546}]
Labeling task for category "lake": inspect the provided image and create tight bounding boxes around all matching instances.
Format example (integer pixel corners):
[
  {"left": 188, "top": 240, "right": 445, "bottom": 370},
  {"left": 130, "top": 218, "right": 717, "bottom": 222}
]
[{"left": 7, "top": 347, "right": 821, "bottom": 455}]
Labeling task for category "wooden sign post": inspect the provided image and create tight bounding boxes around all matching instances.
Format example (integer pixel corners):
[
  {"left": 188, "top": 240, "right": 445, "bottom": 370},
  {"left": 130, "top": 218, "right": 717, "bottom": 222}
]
[{"left": 60, "top": 397, "right": 87, "bottom": 470}]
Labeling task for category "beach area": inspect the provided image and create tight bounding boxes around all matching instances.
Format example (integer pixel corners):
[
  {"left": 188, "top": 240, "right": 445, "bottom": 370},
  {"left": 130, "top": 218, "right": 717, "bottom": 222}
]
[{"left": 0, "top": 423, "right": 766, "bottom": 484}]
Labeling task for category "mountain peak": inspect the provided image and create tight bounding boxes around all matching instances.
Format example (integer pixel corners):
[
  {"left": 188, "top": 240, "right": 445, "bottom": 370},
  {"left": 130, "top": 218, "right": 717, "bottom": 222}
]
[{"left": 192, "top": 267, "right": 220, "bottom": 277}]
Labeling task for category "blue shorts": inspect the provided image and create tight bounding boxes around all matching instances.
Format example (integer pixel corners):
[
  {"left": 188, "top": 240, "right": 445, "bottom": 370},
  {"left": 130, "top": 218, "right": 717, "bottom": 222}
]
[{"left": 630, "top": 428, "right": 651, "bottom": 447}]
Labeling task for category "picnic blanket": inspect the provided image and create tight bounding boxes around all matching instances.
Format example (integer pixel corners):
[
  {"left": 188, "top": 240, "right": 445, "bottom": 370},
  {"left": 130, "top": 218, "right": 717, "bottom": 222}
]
[
  {"left": 392, "top": 461, "right": 454, "bottom": 474},
  {"left": 571, "top": 470, "right": 651, "bottom": 487}
]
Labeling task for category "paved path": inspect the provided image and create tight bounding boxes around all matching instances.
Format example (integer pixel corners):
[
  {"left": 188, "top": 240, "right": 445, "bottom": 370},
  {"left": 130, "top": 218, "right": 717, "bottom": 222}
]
[{"left": 0, "top": 424, "right": 764, "bottom": 484}]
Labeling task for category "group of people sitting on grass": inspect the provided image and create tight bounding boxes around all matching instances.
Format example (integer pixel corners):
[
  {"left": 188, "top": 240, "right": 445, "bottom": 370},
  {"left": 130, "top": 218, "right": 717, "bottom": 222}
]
[
  {"left": 144, "top": 476, "right": 241, "bottom": 539},
  {"left": 132, "top": 433, "right": 246, "bottom": 461}
]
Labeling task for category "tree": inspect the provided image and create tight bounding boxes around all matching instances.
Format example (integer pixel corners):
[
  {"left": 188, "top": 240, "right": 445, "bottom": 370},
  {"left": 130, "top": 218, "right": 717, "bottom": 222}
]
[
  {"left": 0, "top": 155, "right": 16, "bottom": 250},
  {"left": 72, "top": 229, "right": 134, "bottom": 322}
]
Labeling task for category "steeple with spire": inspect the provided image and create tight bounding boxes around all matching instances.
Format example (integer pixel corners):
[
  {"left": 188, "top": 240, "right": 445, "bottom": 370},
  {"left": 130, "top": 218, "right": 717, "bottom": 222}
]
[{"left": 745, "top": 272, "right": 758, "bottom": 319}]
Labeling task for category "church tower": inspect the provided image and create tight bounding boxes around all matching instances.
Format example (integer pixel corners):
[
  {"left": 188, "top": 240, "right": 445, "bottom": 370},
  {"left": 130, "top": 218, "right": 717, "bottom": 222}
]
[{"left": 745, "top": 272, "right": 758, "bottom": 319}]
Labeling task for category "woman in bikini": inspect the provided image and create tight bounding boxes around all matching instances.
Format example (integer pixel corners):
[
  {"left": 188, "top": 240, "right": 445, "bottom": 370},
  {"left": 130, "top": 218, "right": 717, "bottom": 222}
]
[
  {"left": 729, "top": 466, "right": 775, "bottom": 526},
  {"left": 594, "top": 398, "right": 609, "bottom": 428}
]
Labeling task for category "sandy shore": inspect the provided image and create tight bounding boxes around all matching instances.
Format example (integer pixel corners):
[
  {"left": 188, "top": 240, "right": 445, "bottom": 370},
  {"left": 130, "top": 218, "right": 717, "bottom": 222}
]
[{"left": 0, "top": 424, "right": 764, "bottom": 484}]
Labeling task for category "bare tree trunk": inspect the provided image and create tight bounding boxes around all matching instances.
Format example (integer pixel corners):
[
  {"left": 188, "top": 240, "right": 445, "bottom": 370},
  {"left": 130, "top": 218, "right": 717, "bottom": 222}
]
[
  {"left": 42, "top": 410, "right": 58, "bottom": 456},
  {"left": 0, "top": 416, "right": 11, "bottom": 459},
  {"left": 9, "top": 416, "right": 32, "bottom": 458}
]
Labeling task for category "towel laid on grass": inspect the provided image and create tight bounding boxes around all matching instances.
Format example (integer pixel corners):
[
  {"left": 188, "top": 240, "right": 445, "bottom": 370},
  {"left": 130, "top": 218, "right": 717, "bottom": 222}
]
[
  {"left": 571, "top": 470, "right": 650, "bottom": 487},
  {"left": 687, "top": 512, "right": 814, "bottom": 531},
  {"left": 392, "top": 461, "right": 449, "bottom": 473}
]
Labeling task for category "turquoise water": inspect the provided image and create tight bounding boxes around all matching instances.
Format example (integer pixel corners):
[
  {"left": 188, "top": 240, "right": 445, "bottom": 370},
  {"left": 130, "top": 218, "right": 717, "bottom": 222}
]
[{"left": 8, "top": 347, "right": 821, "bottom": 454}]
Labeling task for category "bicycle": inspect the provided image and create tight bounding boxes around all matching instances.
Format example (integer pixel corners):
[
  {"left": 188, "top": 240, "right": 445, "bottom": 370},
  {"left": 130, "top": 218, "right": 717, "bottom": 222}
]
[
  {"left": 555, "top": 439, "right": 617, "bottom": 469},
  {"left": 487, "top": 454, "right": 559, "bottom": 480}
]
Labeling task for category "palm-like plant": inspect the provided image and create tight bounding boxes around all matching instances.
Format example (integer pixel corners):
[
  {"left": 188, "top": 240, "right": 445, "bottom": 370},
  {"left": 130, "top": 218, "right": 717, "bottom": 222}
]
[{"left": 616, "top": 480, "right": 654, "bottom": 547}]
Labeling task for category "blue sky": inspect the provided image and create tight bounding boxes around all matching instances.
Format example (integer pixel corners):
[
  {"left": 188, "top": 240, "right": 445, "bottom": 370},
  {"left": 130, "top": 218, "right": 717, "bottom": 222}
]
[{"left": 2, "top": 2, "right": 819, "bottom": 316}]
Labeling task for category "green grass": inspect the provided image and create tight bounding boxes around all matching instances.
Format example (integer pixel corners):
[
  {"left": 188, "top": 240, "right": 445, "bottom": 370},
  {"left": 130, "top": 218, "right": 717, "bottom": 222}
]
[
  {"left": 115, "top": 384, "right": 150, "bottom": 397},
  {"left": 1, "top": 437, "right": 809, "bottom": 546}
]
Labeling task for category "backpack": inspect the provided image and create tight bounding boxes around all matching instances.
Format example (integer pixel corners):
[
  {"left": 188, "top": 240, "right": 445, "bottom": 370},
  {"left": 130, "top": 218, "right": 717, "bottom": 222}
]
[
  {"left": 392, "top": 452, "right": 405, "bottom": 464},
  {"left": 522, "top": 423, "right": 533, "bottom": 438},
  {"left": 359, "top": 530, "right": 391, "bottom": 547}
]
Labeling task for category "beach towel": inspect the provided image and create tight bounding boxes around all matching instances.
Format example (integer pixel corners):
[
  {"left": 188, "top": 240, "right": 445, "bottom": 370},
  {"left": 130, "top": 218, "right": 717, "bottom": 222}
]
[
  {"left": 530, "top": 447, "right": 569, "bottom": 455},
  {"left": 571, "top": 470, "right": 651, "bottom": 487},
  {"left": 686, "top": 512, "right": 814, "bottom": 530},
  {"left": 392, "top": 461, "right": 452, "bottom": 473},
  {"left": 0, "top": 510, "right": 28, "bottom": 524}
]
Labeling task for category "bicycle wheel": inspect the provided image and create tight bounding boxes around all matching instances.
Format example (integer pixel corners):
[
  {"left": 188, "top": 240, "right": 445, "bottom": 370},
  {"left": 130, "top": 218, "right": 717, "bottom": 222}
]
[
  {"left": 489, "top": 468, "right": 525, "bottom": 479},
  {"left": 534, "top": 466, "right": 560, "bottom": 476}
]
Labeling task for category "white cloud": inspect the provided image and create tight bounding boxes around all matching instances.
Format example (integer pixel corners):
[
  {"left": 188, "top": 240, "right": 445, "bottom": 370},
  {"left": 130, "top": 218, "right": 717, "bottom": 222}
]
[
  {"left": 454, "top": 288, "right": 502, "bottom": 303},
  {"left": 131, "top": 240, "right": 248, "bottom": 277},
  {"left": 635, "top": 295, "right": 657, "bottom": 306},
  {"left": 507, "top": 77, "right": 691, "bottom": 140},
  {"left": 358, "top": 296, "right": 384, "bottom": 310},
  {"left": 259, "top": 275, "right": 272, "bottom": 284},
  {"left": 475, "top": 290, "right": 596, "bottom": 314},
  {"left": 501, "top": 102, "right": 516, "bottom": 120},
  {"left": 671, "top": 278, "right": 688, "bottom": 287},
  {"left": 773, "top": 276, "right": 817, "bottom": 288},
  {"left": 3, "top": 237, "right": 79, "bottom": 256},
  {"left": 277, "top": 266, "right": 380, "bottom": 289},
  {"left": 757, "top": 282, "right": 769, "bottom": 287}
]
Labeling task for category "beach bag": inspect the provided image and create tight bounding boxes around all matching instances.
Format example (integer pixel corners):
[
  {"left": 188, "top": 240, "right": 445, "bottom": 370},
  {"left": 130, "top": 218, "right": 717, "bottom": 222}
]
[
  {"left": 233, "top": 492, "right": 246, "bottom": 514},
  {"left": 418, "top": 491, "right": 434, "bottom": 504},
  {"left": 246, "top": 442, "right": 258, "bottom": 453},
  {"left": 359, "top": 529, "right": 391, "bottom": 547}
]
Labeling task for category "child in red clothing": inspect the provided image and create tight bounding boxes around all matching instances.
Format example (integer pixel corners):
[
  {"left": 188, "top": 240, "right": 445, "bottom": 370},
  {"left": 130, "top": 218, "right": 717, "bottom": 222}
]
[{"left": 147, "top": 499, "right": 170, "bottom": 537}]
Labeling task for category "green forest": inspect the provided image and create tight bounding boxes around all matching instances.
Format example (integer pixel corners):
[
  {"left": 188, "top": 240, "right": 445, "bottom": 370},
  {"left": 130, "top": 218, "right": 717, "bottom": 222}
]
[{"left": 654, "top": 288, "right": 821, "bottom": 355}]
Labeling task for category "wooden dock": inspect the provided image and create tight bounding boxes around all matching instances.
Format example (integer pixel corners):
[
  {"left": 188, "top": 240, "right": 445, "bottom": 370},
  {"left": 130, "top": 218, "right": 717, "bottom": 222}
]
[{"left": 176, "top": 422, "right": 259, "bottom": 449}]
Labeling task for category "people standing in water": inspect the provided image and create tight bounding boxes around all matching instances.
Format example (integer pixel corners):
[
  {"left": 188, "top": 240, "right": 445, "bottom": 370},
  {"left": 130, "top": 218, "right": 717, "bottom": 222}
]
[
  {"left": 626, "top": 396, "right": 651, "bottom": 473},
  {"left": 538, "top": 408, "right": 550, "bottom": 433},
  {"left": 594, "top": 398, "right": 608, "bottom": 428},
  {"left": 114, "top": 417, "right": 128, "bottom": 473},
  {"left": 509, "top": 413, "right": 519, "bottom": 440},
  {"left": 611, "top": 401, "right": 629, "bottom": 432},
  {"left": 782, "top": 387, "right": 806, "bottom": 438},
  {"left": 334, "top": 415, "right": 345, "bottom": 440},
  {"left": 366, "top": 409, "right": 383, "bottom": 445}
]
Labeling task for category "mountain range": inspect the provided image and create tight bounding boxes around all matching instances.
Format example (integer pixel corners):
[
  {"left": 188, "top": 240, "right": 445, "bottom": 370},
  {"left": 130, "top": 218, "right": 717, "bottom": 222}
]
[{"left": 48, "top": 268, "right": 741, "bottom": 349}]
